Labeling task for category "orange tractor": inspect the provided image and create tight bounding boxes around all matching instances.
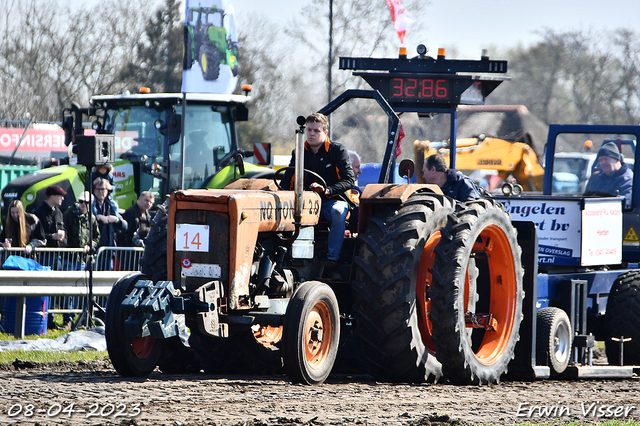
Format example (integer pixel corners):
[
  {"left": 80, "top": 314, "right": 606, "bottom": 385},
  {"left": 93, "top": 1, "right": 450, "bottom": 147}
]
[{"left": 106, "top": 47, "right": 525, "bottom": 384}]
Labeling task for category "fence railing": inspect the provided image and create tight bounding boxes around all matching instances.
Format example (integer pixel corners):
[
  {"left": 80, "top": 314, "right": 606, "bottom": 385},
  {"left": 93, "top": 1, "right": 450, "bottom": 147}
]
[{"left": 0, "top": 246, "right": 144, "bottom": 338}]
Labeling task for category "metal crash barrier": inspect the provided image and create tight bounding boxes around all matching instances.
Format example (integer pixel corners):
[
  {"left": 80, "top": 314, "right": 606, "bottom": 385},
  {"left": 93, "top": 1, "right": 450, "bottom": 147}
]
[{"left": 0, "top": 247, "right": 143, "bottom": 338}]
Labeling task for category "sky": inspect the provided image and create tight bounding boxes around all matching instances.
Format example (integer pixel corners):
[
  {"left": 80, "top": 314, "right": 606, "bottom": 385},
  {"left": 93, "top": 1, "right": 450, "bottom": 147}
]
[{"left": 230, "top": 0, "right": 640, "bottom": 59}]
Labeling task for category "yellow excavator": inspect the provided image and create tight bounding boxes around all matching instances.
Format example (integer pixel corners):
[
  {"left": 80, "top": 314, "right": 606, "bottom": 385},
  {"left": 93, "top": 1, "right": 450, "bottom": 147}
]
[{"left": 414, "top": 134, "right": 545, "bottom": 192}]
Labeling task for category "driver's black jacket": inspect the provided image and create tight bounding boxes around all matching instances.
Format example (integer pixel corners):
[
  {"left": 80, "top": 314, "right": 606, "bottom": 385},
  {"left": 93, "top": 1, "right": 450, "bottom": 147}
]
[{"left": 280, "top": 138, "right": 354, "bottom": 199}]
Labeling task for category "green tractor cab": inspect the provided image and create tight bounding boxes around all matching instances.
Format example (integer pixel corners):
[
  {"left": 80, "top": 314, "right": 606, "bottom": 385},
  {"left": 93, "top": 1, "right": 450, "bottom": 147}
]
[
  {"left": 184, "top": 6, "right": 238, "bottom": 80},
  {"left": 1, "top": 90, "right": 268, "bottom": 221}
]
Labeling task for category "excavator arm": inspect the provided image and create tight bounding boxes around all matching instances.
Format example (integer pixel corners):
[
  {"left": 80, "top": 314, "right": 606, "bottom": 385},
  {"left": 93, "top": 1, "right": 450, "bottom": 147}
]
[{"left": 414, "top": 136, "right": 544, "bottom": 192}]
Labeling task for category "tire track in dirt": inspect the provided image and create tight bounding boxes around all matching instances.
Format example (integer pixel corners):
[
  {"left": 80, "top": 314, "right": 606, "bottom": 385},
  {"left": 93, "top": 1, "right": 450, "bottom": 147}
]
[{"left": 1, "top": 361, "right": 639, "bottom": 425}]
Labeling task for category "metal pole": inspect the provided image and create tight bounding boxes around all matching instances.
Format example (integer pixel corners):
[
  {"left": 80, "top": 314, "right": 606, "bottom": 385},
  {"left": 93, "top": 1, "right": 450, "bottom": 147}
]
[
  {"left": 9, "top": 115, "right": 34, "bottom": 165},
  {"left": 327, "top": 0, "right": 333, "bottom": 138},
  {"left": 449, "top": 107, "right": 458, "bottom": 169}
]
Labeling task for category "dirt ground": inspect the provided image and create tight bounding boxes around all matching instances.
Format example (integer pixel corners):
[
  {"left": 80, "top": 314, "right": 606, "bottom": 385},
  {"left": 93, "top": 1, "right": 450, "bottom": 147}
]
[{"left": 1, "top": 358, "right": 639, "bottom": 426}]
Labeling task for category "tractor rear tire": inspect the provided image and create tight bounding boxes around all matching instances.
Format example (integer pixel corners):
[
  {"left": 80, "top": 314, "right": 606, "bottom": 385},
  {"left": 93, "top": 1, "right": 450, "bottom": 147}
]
[
  {"left": 140, "top": 199, "right": 168, "bottom": 282},
  {"left": 200, "top": 45, "right": 221, "bottom": 81},
  {"left": 604, "top": 271, "right": 640, "bottom": 365},
  {"left": 536, "top": 307, "right": 572, "bottom": 375},
  {"left": 353, "top": 193, "right": 455, "bottom": 383},
  {"left": 283, "top": 281, "right": 340, "bottom": 385},
  {"left": 430, "top": 199, "right": 524, "bottom": 384},
  {"left": 183, "top": 31, "right": 193, "bottom": 70},
  {"left": 106, "top": 272, "right": 163, "bottom": 377}
]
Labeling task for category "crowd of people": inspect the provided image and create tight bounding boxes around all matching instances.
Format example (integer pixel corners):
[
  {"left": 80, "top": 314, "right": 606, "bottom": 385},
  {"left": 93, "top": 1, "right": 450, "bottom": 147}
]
[{"left": 1, "top": 166, "right": 156, "bottom": 269}]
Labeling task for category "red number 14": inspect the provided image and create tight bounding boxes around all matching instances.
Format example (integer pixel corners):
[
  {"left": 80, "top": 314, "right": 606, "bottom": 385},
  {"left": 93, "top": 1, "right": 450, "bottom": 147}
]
[{"left": 183, "top": 232, "right": 202, "bottom": 250}]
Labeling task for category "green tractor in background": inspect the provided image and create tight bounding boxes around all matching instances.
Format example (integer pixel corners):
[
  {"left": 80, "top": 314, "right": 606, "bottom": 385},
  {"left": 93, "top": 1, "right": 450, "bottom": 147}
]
[
  {"left": 1, "top": 89, "right": 270, "bottom": 222},
  {"left": 184, "top": 6, "right": 239, "bottom": 81}
]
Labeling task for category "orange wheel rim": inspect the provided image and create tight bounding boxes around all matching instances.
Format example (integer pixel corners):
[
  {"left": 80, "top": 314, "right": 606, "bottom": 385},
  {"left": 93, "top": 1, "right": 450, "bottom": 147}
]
[
  {"left": 304, "top": 301, "right": 333, "bottom": 370},
  {"left": 469, "top": 224, "right": 517, "bottom": 365},
  {"left": 417, "top": 232, "right": 441, "bottom": 352},
  {"left": 130, "top": 336, "right": 155, "bottom": 359},
  {"left": 253, "top": 325, "right": 283, "bottom": 347}
]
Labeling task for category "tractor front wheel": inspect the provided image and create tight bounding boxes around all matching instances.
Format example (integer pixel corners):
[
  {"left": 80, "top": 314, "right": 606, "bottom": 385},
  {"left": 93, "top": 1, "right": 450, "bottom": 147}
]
[
  {"left": 200, "top": 45, "right": 221, "bottom": 81},
  {"left": 536, "top": 307, "right": 572, "bottom": 375},
  {"left": 283, "top": 281, "right": 340, "bottom": 385},
  {"left": 430, "top": 199, "right": 524, "bottom": 384},
  {"left": 106, "top": 272, "right": 163, "bottom": 377}
]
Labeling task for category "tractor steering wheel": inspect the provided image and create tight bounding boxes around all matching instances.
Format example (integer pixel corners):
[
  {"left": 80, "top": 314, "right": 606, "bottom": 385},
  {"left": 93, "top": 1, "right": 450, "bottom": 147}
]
[{"left": 273, "top": 167, "right": 327, "bottom": 191}]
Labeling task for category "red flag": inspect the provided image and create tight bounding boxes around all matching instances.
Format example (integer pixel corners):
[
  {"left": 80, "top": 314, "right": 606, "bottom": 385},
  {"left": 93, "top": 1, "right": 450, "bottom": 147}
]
[
  {"left": 396, "top": 124, "right": 404, "bottom": 158},
  {"left": 385, "top": 0, "right": 414, "bottom": 44}
]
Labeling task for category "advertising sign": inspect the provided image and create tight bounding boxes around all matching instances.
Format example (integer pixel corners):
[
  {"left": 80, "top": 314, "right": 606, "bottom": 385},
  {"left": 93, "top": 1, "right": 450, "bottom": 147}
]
[
  {"left": 0, "top": 128, "right": 67, "bottom": 155},
  {"left": 502, "top": 198, "right": 582, "bottom": 265},
  {"left": 501, "top": 197, "right": 622, "bottom": 266},
  {"left": 581, "top": 199, "right": 622, "bottom": 266},
  {"left": 182, "top": 0, "right": 238, "bottom": 94},
  {"left": 1, "top": 128, "right": 144, "bottom": 158}
]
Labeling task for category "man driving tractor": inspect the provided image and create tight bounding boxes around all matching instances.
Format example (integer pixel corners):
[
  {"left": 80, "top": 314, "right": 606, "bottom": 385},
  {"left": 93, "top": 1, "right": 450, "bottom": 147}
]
[{"left": 281, "top": 113, "right": 355, "bottom": 263}]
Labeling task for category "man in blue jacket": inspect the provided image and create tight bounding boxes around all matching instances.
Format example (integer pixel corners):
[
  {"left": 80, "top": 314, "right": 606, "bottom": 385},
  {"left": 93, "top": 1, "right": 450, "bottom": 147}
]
[
  {"left": 92, "top": 178, "right": 127, "bottom": 249},
  {"left": 281, "top": 113, "right": 355, "bottom": 262},
  {"left": 422, "top": 154, "right": 482, "bottom": 201},
  {"left": 584, "top": 141, "right": 633, "bottom": 207}
]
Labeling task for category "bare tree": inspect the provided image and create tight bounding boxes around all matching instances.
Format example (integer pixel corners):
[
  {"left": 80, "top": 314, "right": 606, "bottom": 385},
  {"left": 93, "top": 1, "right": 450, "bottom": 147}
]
[
  {"left": 279, "top": 0, "right": 426, "bottom": 162},
  {"left": 0, "top": 0, "right": 148, "bottom": 123},
  {"left": 117, "top": 0, "right": 183, "bottom": 93},
  {"left": 233, "top": 15, "right": 307, "bottom": 153},
  {"left": 492, "top": 28, "right": 640, "bottom": 128}
]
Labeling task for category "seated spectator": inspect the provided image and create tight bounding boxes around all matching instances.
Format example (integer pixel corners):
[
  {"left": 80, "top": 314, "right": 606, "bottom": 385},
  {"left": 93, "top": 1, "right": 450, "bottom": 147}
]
[{"left": 118, "top": 191, "right": 154, "bottom": 248}]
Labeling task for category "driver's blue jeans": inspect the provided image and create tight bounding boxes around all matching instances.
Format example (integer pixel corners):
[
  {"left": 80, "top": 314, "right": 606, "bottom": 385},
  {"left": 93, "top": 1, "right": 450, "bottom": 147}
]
[{"left": 320, "top": 199, "right": 349, "bottom": 261}]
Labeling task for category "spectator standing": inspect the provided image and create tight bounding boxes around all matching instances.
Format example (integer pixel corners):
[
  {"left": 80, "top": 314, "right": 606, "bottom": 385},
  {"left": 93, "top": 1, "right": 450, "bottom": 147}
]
[
  {"left": 63, "top": 191, "right": 100, "bottom": 263},
  {"left": 92, "top": 178, "right": 127, "bottom": 249},
  {"left": 33, "top": 185, "right": 68, "bottom": 271},
  {"left": 33, "top": 185, "right": 68, "bottom": 249},
  {"left": 118, "top": 191, "right": 154, "bottom": 248},
  {"left": 33, "top": 185, "right": 69, "bottom": 329},
  {"left": 1, "top": 199, "right": 46, "bottom": 254},
  {"left": 59, "top": 191, "right": 99, "bottom": 328},
  {"left": 86, "top": 164, "right": 119, "bottom": 212},
  {"left": 86, "top": 164, "right": 115, "bottom": 191}
]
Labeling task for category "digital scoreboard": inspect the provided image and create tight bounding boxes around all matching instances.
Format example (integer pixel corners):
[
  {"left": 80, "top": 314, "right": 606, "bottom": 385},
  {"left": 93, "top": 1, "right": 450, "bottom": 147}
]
[
  {"left": 388, "top": 77, "right": 452, "bottom": 102},
  {"left": 341, "top": 52, "right": 508, "bottom": 108}
]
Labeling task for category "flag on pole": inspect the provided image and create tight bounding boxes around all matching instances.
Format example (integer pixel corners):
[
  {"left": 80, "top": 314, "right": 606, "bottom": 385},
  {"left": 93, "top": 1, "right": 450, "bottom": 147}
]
[
  {"left": 396, "top": 124, "right": 405, "bottom": 158},
  {"left": 385, "top": 0, "right": 414, "bottom": 44}
]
